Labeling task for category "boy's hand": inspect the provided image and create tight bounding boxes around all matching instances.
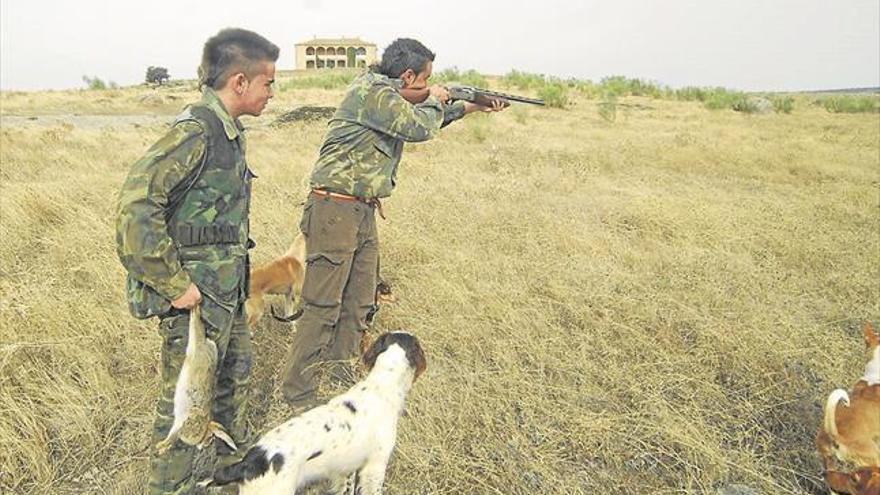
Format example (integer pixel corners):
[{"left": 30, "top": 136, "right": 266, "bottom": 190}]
[
  {"left": 172, "top": 283, "right": 202, "bottom": 309},
  {"left": 464, "top": 99, "right": 508, "bottom": 114},
  {"left": 428, "top": 85, "right": 450, "bottom": 103}
]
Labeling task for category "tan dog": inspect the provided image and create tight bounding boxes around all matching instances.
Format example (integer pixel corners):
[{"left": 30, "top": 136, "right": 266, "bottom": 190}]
[
  {"left": 817, "top": 322, "right": 880, "bottom": 494},
  {"left": 246, "top": 233, "right": 306, "bottom": 327}
]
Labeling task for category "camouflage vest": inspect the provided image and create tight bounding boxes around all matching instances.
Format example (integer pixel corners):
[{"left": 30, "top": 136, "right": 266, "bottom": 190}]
[{"left": 127, "top": 104, "right": 252, "bottom": 331}]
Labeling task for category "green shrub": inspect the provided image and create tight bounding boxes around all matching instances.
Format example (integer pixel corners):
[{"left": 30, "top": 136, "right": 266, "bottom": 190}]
[
  {"left": 673, "top": 87, "right": 709, "bottom": 102},
  {"left": 435, "top": 67, "right": 488, "bottom": 88},
  {"left": 598, "top": 93, "right": 618, "bottom": 122},
  {"left": 572, "top": 80, "right": 601, "bottom": 99},
  {"left": 732, "top": 95, "right": 761, "bottom": 113},
  {"left": 771, "top": 96, "right": 795, "bottom": 114},
  {"left": 537, "top": 84, "right": 569, "bottom": 108},
  {"left": 82, "top": 75, "right": 107, "bottom": 90},
  {"left": 819, "top": 95, "right": 879, "bottom": 113},
  {"left": 600, "top": 76, "right": 628, "bottom": 97},
  {"left": 703, "top": 89, "right": 742, "bottom": 110},
  {"left": 502, "top": 70, "right": 547, "bottom": 91},
  {"left": 467, "top": 114, "right": 490, "bottom": 142},
  {"left": 279, "top": 70, "right": 359, "bottom": 91},
  {"left": 598, "top": 76, "right": 662, "bottom": 98}
]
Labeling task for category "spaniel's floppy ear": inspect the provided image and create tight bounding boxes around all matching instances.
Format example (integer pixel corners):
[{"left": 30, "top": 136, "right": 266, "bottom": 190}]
[
  {"left": 362, "top": 333, "right": 392, "bottom": 371},
  {"left": 362, "top": 332, "right": 427, "bottom": 381}
]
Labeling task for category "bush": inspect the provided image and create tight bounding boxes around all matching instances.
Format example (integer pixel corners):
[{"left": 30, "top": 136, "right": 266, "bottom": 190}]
[
  {"left": 771, "top": 95, "right": 794, "bottom": 114},
  {"left": 537, "top": 84, "right": 569, "bottom": 108},
  {"left": 466, "top": 114, "right": 490, "bottom": 143},
  {"left": 819, "top": 95, "right": 879, "bottom": 113},
  {"left": 145, "top": 66, "right": 170, "bottom": 85},
  {"left": 673, "top": 87, "right": 710, "bottom": 102},
  {"left": 598, "top": 93, "right": 617, "bottom": 122},
  {"left": 278, "top": 70, "right": 359, "bottom": 91},
  {"left": 703, "top": 89, "right": 742, "bottom": 110},
  {"left": 598, "top": 76, "right": 662, "bottom": 98},
  {"left": 572, "top": 80, "right": 601, "bottom": 99},
  {"left": 502, "top": 70, "right": 548, "bottom": 91},
  {"left": 434, "top": 67, "right": 488, "bottom": 88},
  {"left": 732, "top": 95, "right": 761, "bottom": 113},
  {"left": 81, "top": 75, "right": 117, "bottom": 90}
]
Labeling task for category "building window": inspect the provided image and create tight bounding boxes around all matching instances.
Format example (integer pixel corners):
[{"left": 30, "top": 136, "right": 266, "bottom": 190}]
[
  {"left": 358, "top": 60, "right": 366, "bottom": 68},
  {"left": 336, "top": 46, "right": 345, "bottom": 54},
  {"left": 327, "top": 47, "right": 336, "bottom": 55},
  {"left": 307, "top": 60, "right": 315, "bottom": 69},
  {"left": 317, "top": 59, "right": 325, "bottom": 68},
  {"left": 306, "top": 47, "right": 315, "bottom": 55},
  {"left": 356, "top": 47, "right": 366, "bottom": 56},
  {"left": 338, "top": 60, "right": 346, "bottom": 68},
  {"left": 327, "top": 60, "right": 335, "bottom": 68},
  {"left": 317, "top": 47, "right": 326, "bottom": 55}
]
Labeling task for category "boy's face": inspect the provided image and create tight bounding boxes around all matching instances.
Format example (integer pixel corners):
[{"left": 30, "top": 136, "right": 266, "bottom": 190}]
[
  {"left": 237, "top": 61, "right": 276, "bottom": 117},
  {"left": 401, "top": 61, "right": 432, "bottom": 90}
]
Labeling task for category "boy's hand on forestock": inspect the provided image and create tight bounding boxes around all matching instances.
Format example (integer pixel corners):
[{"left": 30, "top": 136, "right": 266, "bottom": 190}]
[
  {"left": 171, "top": 283, "right": 202, "bottom": 309},
  {"left": 428, "top": 85, "right": 450, "bottom": 103},
  {"left": 464, "top": 99, "right": 507, "bottom": 114}
]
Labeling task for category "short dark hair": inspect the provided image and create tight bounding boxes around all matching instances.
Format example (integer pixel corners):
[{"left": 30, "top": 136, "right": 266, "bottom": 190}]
[
  {"left": 198, "top": 28, "right": 280, "bottom": 90},
  {"left": 373, "top": 38, "right": 435, "bottom": 78}
]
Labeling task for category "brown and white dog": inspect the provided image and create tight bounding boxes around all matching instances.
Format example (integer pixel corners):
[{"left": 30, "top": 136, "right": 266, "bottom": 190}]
[
  {"left": 202, "top": 332, "right": 427, "bottom": 494},
  {"left": 246, "top": 233, "right": 306, "bottom": 327},
  {"left": 817, "top": 322, "right": 880, "bottom": 494},
  {"left": 825, "top": 467, "right": 880, "bottom": 495}
]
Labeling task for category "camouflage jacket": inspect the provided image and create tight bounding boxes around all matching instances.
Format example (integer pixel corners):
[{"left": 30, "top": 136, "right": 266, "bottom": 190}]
[
  {"left": 116, "top": 88, "right": 253, "bottom": 330},
  {"left": 309, "top": 71, "right": 467, "bottom": 199}
]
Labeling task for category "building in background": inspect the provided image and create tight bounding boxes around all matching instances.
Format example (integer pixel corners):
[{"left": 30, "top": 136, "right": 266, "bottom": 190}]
[{"left": 294, "top": 37, "right": 377, "bottom": 70}]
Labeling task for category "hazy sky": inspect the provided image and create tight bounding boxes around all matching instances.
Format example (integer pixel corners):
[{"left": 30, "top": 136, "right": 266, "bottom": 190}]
[{"left": 2, "top": 0, "right": 878, "bottom": 92}]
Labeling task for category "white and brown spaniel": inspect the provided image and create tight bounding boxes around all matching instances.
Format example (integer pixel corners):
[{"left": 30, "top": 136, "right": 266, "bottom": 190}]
[{"left": 202, "top": 331, "right": 427, "bottom": 494}]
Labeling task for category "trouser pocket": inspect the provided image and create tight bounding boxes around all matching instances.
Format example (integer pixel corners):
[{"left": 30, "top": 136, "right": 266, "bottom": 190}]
[{"left": 301, "top": 251, "right": 351, "bottom": 313}]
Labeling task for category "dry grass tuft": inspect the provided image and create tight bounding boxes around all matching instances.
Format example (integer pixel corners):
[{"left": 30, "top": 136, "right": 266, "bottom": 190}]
[{"left": 0, "top": 80, "right": 877, "bottom": 494}]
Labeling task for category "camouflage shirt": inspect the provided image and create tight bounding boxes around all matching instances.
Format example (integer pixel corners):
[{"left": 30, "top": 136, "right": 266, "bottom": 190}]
[
  {"left": 116, "top": 88, "right": 252, "bottom": 328},
  {"left": 309, "top": 71, "right": 467, "bottom": 198}
]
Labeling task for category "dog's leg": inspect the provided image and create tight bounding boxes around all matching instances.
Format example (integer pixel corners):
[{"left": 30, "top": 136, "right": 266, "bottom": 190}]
[
  {"left": 327, "top": 472, "right": 357, "bottom": 495},
  {"left": 355, "top": 460, "right": 388, "bottom": 495}
]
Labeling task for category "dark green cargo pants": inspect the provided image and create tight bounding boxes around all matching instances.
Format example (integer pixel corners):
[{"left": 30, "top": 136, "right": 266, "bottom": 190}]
[
  {"left": 281, "top": 193, "right": 379, "bottom": 408},
  {"left": 148, "top": 304, "right": 252, "bottom": 495}
]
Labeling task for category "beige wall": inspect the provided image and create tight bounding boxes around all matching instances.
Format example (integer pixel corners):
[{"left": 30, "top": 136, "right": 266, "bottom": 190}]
[{"left": 294, "top": 44, "right": 377, "bottom": 70}]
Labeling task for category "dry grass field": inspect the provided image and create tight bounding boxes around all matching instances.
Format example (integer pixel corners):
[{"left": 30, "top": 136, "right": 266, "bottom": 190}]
[{"left": 0, "top": 72, "right": 878, "bottom": 494}]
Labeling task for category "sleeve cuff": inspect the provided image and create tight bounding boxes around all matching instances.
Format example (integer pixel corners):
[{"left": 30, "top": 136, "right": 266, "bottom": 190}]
[
  {"left": 446, "top": 101, "right": 467, "bottom": 121},
  {"left": 155, "top": 268, "right": 192, "bottom": 301}
]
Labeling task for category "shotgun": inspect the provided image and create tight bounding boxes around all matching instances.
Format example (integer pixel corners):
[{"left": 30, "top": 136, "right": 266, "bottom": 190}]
[{"left": 400, "top": 85, "right": 545, "bottom": 107}]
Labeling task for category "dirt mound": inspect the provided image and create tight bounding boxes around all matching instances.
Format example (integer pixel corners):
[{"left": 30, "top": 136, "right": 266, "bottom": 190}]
[{"left": 273, "top": 106, "right": 335, "bottom": 125}]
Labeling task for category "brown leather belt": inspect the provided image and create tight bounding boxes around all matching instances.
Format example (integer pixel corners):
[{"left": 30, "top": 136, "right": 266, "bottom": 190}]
[{"left": 311, "top": 189, "right": 385, "bottom": 219}]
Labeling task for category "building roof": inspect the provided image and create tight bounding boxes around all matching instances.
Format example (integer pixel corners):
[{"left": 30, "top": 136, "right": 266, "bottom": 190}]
[{"left": 296, "top": 37, "right": 376, "bottom": 47}]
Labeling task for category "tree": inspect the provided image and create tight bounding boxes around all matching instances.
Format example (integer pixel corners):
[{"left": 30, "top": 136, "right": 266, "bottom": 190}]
[{"left": 145, "top": 66, "right": 170, "bottom": 85}]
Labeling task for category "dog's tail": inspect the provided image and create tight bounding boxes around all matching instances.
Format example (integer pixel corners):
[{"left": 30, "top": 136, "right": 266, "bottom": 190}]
[
  {"left": 199, "top": 445, "right": 273, "bottom": 488},
  {"left": 823, "top": 388, "right": 851, "bottom": 440}
]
